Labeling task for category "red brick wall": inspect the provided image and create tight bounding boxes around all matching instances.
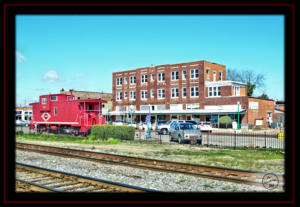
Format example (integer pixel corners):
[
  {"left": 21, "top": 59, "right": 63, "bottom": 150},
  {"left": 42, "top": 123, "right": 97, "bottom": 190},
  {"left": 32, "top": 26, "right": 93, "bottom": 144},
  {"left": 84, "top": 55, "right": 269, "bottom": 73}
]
[
  {"left": 247, "top": 97, "right": 275, "bottom": 127},
  {"left": 113, "top": 60, "right": 226, "bottom": 110}
]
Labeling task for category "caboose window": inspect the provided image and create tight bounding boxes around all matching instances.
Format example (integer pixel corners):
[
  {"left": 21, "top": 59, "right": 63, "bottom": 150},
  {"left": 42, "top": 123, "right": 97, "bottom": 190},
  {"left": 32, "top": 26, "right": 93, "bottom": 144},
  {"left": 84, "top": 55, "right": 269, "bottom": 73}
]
[
  {"left": 54, "top": 107, "right": 57, "bottom": 115},
  {"left": 88, "top": 104, "right": 93, "bottom": 112},
  {"left": 50, "top": 96, "right": 57, "bottom": 101},
  {"left": 42, "top": 98, "right": 47, "bottom": 104},
  {"left": 67, "top": 96, "right": 71, "bottom": 100}
]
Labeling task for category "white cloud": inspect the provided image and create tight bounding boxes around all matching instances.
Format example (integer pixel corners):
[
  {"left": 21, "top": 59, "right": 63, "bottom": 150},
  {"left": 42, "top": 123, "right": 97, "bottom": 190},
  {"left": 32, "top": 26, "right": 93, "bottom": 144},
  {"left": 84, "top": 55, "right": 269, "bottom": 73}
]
[
  {"left": 16, "top": 51, "right": 26, "bottom": 63},
  {"left": 43, "top": 70, "right": 60, "bottom": 83}
]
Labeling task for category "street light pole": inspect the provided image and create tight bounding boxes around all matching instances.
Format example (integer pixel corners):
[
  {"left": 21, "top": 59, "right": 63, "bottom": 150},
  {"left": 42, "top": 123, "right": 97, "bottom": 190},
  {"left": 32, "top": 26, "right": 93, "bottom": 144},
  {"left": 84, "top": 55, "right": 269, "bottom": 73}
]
[
  {"left": 129, "top": 105, "right": 134, "bottom": 127},
  {"left": 237, "top": 101, "right": 240, "bottom": 130}
]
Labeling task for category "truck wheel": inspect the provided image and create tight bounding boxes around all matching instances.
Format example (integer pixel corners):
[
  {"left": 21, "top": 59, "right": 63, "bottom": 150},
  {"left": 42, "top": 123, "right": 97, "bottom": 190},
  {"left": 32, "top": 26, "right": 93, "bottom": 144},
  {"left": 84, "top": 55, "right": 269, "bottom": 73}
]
[
  {"left": 197, "top": 140, "right": 202, "bottom": 145},
  {"left": 161, "top": 129, "right": 168, "bottom": 135}
]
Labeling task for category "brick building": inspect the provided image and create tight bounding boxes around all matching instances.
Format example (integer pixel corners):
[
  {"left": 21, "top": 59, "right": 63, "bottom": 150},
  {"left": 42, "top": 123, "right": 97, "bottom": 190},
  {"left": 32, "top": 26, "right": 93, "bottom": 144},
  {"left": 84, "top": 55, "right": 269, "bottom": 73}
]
[
  {"left": 60, "top": 89, "right": 113, "bottom": 120},
  {"left": 16, "top": 106, "right": 32, "bottom": 121},
  {"left": 111, "top": 60, "right": 276, "bottom": 128}
]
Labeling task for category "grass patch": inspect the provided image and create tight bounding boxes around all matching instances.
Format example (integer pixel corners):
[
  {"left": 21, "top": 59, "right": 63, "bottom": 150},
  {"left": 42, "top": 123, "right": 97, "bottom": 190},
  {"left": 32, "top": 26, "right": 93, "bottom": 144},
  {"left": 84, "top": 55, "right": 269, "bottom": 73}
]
[
  {"left": 16, "top": 134, "right": 121, "bottom": 145},
  {"left": 176, "top": 179, "right": 187, "bottom": 184},
  {"left": 203, "top": 183, "right": 214, "bottom": 189},
  {"left": 16, "top": 134, "right": 284, "bottom": 173},
  {"left": 153, "top": 148, "right": 284, "bottom": 173}
]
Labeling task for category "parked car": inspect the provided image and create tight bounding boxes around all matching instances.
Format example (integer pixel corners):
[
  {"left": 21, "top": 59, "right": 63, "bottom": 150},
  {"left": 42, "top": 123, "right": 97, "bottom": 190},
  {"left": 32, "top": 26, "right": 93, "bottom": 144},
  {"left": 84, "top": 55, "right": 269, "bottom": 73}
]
[
  {"left": 156, "top": 120, "right": 176, "bottom": 135},
  {"left": 169, "top": 122, "right": 202, "bottom": 144},
  {"left": 16, "top": 119, "right": 30, "bottom": 126},
  {"left": 112, "top": 120, "right": 125, "bottom": 126},
  {"left": 199, "top": 121, "right": 213, "bottom": 132},
  {"left": 185, "top": 120, "right": 199, "bottom": 128}
]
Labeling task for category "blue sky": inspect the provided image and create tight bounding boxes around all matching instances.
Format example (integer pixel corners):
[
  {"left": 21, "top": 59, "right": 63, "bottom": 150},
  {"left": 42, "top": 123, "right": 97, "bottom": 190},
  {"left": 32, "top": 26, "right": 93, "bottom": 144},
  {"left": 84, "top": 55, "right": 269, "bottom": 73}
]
[{"left": 16, "top": 15, "right": 284, "bottom": 106}]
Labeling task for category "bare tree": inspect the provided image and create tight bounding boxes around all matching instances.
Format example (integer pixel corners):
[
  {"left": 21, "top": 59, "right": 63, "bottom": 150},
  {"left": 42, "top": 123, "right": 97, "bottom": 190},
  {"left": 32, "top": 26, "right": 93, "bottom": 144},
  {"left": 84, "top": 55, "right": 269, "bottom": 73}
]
[{"left": 227, "top": 69, "right": 266, "bottom": 97}]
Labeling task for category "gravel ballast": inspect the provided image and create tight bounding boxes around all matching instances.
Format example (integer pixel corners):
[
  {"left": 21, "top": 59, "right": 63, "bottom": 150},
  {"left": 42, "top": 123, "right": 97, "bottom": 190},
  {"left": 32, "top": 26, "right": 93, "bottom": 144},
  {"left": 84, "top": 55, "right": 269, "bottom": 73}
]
[{"left": 16, "top": 150, "right": 281, "bottom": 192}]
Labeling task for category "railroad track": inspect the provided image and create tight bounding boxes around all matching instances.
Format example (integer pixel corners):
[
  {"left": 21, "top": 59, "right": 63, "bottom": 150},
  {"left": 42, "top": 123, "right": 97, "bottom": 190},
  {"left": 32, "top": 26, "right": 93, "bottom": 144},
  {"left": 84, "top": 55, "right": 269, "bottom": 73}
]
[
  {"left": 16, "top": 142, "right": 284, "bottom": 190},
  {"left": 16, "top": 162, "right": 157, "bottom": 192}
]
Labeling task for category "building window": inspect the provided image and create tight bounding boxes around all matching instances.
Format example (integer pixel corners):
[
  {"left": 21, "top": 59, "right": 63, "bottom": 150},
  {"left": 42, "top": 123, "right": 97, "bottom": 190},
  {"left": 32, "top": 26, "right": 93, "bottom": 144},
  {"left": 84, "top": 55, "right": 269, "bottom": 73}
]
[
  {"left": 158, "top": 72, "right": 165, "bottom": 82},
  {"left": 50, "top": 96, "right": 57, "bottom": 101},
  {"left": 130, "top": 91, "right": 136, "bottom": 100},
  {"left": 141, "top": 90, "right": 148, "bottom": 100},
  {"left": 182, "top": 87, "right": 187, "bottom": 97},
  {"left": 151, "top": 89, "right": 155, "bottom": 98},
  {"left": 213, "top": 87, "right": 217, "bottom": 96},
  {"left": 208, "top": 87, "right": 221, "bottom": 97},
  {"left": 124, "top": 91, "right": 128, "bottom": 99},
  {"left": 209, "top": 87, "right": 212, "bottom": 96},
  {"left": 117, "top": 77, "right": 122, "bottom": 86},
  {"left": 158, "top": 89, "right": 165, "bottom": 99},
  {"left": 182, "top": 70, "right": 186, "bottom": 80},
  {"left": 219, "top": 72, "right": 222, "bottom": 81},
  {"left": 191, "top": 69, "right": 199, "bottom": 79},
  {"left": 124, "top": 77, "right": 128, "bottom": 84},
  {"left": 54, "top": 107, "right": 57, "bottom": 116},
  {"left": 234, "top": 86, "right": 240, "bottom": 96},
  {"left": 141, "top": 74, "right": 148, "bottom": 83},
  {"left": 42, "top": 97, "right": 47, "bottom": 104},
  {"left": 116, "top": 92, "right": 122, "bottom": 101},
  {"left": 130, "top": 76, "right": 136, "bottom": 84},
  {"left": 213, "top": 72, "right": 217, "bottom": 81},
  {"left": 206, "top": 69, "right": 210, "bottom": 80},
  {"left": 16, "top": 111, "right": 22, "bottom": 120},
  {"left": 190, "top": 86, "right": 199, "bottom": 97},
  {"left": 171, "top": 71, "right": 179, "bottom": 80},
  {"left": 171, "top": 88, "right": 179, "bottom": 98},
  {"left": 151, "top": 74, "right": 155, "bottom": 81}
]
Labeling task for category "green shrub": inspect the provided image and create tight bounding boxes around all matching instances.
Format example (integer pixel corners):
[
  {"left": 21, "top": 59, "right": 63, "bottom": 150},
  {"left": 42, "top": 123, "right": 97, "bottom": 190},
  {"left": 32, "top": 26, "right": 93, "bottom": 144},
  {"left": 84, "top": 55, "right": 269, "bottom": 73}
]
[
  {"left": 219, "top": 116, "right": 233, "bottom": 129},
  {"left": 91, "top": 125, "right": 135, "bottom": 140},
  {"left": 219, "top": 116, "right": 233, "bottom": 124}
]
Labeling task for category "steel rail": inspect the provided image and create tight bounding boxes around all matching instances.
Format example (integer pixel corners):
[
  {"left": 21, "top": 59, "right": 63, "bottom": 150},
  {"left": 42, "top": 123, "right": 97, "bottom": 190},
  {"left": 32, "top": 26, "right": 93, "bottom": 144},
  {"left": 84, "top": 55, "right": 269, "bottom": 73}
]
[
  {"left": 16, "top": 162, "right": 157, "bottom": 192},
  {"left": 16, "top": 142, "right": 284, "bottom": 190}
]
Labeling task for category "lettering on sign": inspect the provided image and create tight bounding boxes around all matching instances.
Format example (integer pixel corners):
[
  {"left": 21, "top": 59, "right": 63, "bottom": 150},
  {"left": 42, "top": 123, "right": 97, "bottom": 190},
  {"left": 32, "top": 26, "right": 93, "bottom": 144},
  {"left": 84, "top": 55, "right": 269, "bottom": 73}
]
[{"left": 255, "top": 120, "right": 263, "bottom": 126}]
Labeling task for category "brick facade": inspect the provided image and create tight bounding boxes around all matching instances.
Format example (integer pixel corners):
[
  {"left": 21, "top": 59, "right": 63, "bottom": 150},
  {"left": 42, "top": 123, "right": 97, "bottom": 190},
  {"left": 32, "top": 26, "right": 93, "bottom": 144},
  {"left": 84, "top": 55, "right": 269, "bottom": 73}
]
[
  {"left": 60, "top": 89, "right": 113, "bottom": 112},
  {"left": 112, "top": 60, "right": 276, "bottom": 128}
]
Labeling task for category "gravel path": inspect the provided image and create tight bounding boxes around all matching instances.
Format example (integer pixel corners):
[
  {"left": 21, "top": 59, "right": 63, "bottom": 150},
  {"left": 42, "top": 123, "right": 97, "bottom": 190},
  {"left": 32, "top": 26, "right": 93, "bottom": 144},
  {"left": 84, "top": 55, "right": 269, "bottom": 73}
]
[{"left": 16, "top": 150, "right": 281, "bottom": 192}]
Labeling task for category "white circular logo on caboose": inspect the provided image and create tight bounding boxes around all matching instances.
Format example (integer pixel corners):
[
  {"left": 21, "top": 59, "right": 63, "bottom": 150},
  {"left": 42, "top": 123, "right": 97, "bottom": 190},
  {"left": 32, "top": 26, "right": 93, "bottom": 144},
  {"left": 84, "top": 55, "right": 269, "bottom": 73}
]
[{"left": 41, "top": 112, "right": 51, "bottom": 121}]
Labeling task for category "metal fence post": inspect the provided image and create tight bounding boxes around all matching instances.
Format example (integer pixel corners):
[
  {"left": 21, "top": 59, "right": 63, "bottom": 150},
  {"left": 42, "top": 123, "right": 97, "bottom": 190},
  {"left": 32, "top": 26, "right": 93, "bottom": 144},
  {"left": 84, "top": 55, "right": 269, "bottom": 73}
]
[
  {"left": 264, "top": 131, "right": 267, "bottom": 150},
  {"left": 234, "top": 131, "right": 237, "bottom": 150},
  {"left": 160, "top": 133, "right": 162, "bottom": 144},
  {"left": 207, "top": 132, "right": 209, "bottom": 147}
]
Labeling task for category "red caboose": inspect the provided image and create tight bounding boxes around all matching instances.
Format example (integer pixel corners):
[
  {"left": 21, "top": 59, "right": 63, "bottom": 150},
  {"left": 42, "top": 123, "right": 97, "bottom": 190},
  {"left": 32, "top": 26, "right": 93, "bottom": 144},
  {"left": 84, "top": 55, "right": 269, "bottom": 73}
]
[{"left": 29, "top": 90, "right": 107, "bottom": 135}]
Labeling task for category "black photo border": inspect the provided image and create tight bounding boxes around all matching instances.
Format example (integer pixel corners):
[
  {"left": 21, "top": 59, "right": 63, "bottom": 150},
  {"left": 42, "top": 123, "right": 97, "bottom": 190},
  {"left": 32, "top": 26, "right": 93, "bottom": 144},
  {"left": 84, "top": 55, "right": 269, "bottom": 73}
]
[{"left": 1, "top": 2, "right": 296, "bottom": 205}]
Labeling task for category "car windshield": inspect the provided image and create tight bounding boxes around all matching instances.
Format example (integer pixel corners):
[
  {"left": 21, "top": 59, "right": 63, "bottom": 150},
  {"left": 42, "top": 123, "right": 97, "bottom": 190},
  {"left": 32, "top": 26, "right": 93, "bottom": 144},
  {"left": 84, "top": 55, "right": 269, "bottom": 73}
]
[
  {"left": 179, "top": 123, "right": 197, "bottom": 130},
  {"left": 166, "top": 121, "right": 172, "bottom": 125},
  {"left": 202, "top": 122, "right": 211, "bottom": 125}
]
